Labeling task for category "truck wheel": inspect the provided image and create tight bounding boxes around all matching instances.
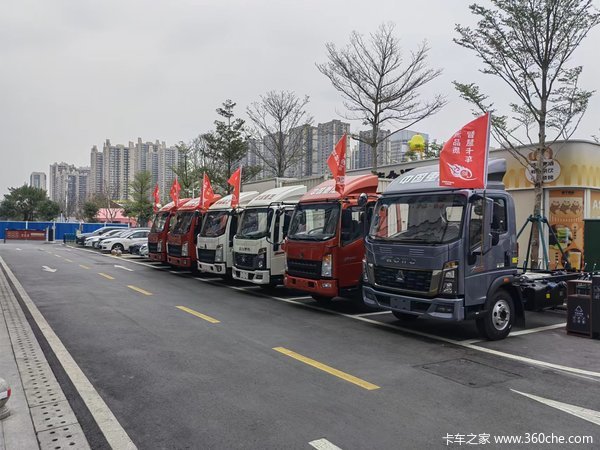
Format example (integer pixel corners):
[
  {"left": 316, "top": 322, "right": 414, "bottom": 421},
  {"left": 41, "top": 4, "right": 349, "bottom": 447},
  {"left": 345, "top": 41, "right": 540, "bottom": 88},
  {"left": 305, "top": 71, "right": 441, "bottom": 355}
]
[
  {"left": 311, "top": 294, "right": 334, "bottom": 305},
  {"left": 392, "top": 311, "right": 418, "bottom": 321},
  {"left": 476, "top": 290, "right": 515, "bottom": 341}
]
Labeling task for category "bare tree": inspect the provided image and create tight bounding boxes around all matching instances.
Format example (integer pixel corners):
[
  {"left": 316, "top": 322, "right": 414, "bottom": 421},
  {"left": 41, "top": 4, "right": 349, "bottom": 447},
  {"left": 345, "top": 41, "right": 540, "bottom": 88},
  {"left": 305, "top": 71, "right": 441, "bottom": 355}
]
[
  {"left": 246, "top": 91, "right": 313, "bottom": 178},
  {"left": 316, "top": 22, "right": 446, "bottom": 173},
  {"left": 454, "top": 0, "right": 599, "bottom": 267}
]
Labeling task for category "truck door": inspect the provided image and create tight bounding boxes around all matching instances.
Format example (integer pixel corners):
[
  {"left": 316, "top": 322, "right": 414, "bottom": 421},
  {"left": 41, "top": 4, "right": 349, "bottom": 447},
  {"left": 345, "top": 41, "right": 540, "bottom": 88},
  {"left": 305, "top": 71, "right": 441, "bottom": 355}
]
[
  {"left": 338, "top": 205, "right": 366, "bottom": 289},
  {"left": 464, "top": 196, "right": 512, "bottom": 306}
]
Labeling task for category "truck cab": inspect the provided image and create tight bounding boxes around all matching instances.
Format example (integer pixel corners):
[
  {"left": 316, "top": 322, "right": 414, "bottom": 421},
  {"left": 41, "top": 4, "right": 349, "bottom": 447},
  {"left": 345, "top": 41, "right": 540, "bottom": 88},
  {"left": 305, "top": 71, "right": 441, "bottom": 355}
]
[
  {"left": 232, "top": 186, "right": 307, "bottom": 286},
  {"left": 148, "top": 199, "right": 188, "bottom": 263},
  {"left": 362, "top": 159, "right": 522, "bottom": 340},
  {"left": 284, "top": 175, "right": 380, "bottom": 304},
  {"left": 167, "top": 196, "right": 220, "bottom": 270},
  {"left": 197, "top": 191, "right": 260, "bottom": 277}
]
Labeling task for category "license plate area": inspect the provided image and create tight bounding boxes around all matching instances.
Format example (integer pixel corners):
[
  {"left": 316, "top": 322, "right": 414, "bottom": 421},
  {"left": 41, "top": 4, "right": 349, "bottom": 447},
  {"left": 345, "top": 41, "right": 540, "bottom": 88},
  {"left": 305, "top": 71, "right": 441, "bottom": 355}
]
[
  {"left": 390, "top": 298, "right": 410, "bottom": 311},
  {"left": 239, "top": 271, "right": 249, "bottom": 280}
]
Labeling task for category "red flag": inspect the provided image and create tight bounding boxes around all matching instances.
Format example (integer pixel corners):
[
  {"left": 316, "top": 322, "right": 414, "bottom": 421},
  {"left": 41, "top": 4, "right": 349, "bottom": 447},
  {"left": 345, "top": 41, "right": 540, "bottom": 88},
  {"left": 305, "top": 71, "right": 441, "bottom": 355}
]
[
  {"left": 439, "top": 112, "right": 491, "bottom": 189},
  {"left": 327, "top": 133, "right": 347, "bottom": 194},
  {"left": 200, "top": 173, "right": 215, "bottom": 209},
  {"left": 152, "top": 183, "right": 160, "bottom": 213},
  {"left": 227, "top": 167, "right": 242, "bottom": 208},
  {"left": 169, "top": 177, "right": 181, "bottom": 207}
]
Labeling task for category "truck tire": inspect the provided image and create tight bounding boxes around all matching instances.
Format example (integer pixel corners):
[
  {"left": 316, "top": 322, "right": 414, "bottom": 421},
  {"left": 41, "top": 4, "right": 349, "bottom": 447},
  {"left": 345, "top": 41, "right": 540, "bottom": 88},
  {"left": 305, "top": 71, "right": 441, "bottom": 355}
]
[
  {"left": 392, "top": 311, "right": 418, "bottom": 321},
  {"left": 311, "top": 294, "right": 334, "bottom": 305},
  {"left": 476, "top": 290, "right": 515, "bottom": 340}
]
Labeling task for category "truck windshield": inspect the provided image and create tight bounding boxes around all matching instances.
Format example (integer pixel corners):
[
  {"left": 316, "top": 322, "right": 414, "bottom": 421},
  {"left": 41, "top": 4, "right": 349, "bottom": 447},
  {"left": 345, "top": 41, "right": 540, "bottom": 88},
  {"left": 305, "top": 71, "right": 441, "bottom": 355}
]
[
  {"left": 237, "top": 208, "right": 273, "bottom": 239},
  {"left": 171, "top": 212, "right": 195, "bottom": 235},
  {"left": 370, "top": 194, "right": 466, "bottom": 244},
  {"left": 287, "top": 203, "right": 340, "bottom": 241},
  {"left": 200, "top": 211, "right": 229, "bottom": 237},
  {"left": 150, "top": 212, "right": 170, "bottom": 233}
]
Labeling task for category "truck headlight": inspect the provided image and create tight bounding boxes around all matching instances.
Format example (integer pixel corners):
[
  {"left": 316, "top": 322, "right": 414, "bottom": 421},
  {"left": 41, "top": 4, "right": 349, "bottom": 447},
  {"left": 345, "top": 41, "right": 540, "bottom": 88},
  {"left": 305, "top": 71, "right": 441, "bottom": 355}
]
[
  {"left": 182, "top": 242, "right": 188, "bottom": 257},
  {"left": 322, "top": 254, "right": 333, "bottom": 278},
  {"left": 441, "top": 261, "right": 458, "bottom": 295},
  {"left": 257, "top": 248, "right": 267, "bottom": 269},
  {"left": 215, "top": 244, "right": 224, "bottom": 262},
  {"left": 157, "top": 240, "right": 162, "bottom": 252}
]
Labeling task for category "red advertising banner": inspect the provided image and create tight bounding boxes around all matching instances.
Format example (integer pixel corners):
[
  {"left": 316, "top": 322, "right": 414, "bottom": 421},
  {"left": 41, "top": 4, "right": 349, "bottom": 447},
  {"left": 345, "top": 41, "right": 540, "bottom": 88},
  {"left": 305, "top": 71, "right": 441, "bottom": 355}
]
[
  {"left": 152, "top": 183, "right": 160, "bottom": 213},
  {"left": 227, "top": 167, "right": 242, "bottom": 208},
  {"left": 5, "top": 230, "right": 46, "bottom": 241},
  {"left": 327, "top": 134, "right": 347, "bottom": 195},
  {"left": 170, "top": 177, "right": 181, "bottom": 207},
  {"left": 201, "top": 173, "right": 216, "bottom": 210},
  {"left": 439, "top": 112, "right": 490, "bottom": 189}
]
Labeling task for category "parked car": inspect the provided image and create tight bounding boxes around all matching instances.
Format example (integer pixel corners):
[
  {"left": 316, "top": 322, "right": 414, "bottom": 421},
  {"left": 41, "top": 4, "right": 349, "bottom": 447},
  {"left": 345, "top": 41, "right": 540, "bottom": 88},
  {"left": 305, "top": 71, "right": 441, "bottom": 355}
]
[
  {"left": 129, "top": 241, "right": 147, "bottom": 255},
  {"left": 100, "top": 229, "right": 150, "bottom": 253},
  {"left": 139, "top": 243, "right": 149, "bottom": 257},
  {"left": 76, "top": 226, "right": 127, "bottom": 245},
  {"left": 85, "top": 228, "right": 128, "bottom": 248}
]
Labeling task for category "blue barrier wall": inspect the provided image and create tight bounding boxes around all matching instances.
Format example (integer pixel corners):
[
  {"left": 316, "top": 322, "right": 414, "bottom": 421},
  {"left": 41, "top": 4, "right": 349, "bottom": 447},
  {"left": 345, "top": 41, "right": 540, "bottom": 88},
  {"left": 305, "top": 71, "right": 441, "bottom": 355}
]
[{"left": 0, "top": 222, "right": 128, "bottom": 240}]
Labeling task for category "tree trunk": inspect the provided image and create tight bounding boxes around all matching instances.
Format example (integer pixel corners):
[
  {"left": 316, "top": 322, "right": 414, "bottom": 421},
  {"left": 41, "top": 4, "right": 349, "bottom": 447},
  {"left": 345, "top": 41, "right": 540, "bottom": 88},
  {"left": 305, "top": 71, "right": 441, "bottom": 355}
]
[
  {"left": 530, "top": 101, "right": 547, "bottom": 269},
  {"left": 371, "top": 123, "right": 378, "bottom": 174}
]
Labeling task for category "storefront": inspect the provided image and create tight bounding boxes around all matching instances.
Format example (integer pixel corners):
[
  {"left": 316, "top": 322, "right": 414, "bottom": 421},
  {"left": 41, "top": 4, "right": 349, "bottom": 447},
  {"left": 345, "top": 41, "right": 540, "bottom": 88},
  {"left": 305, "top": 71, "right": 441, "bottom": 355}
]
[{"left": 501, "top": 140, "right": 600, "bottom": 270}]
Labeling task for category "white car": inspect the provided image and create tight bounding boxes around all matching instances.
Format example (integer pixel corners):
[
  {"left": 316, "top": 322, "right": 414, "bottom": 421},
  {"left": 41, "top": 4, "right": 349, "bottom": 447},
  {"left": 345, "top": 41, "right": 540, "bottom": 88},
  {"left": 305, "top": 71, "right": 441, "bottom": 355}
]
[
  {"left": 85, "top": 229, "right": 129, "bottom": 248},
  {"left": 100, "top": 229, "right": 150, "bottom": 253}
]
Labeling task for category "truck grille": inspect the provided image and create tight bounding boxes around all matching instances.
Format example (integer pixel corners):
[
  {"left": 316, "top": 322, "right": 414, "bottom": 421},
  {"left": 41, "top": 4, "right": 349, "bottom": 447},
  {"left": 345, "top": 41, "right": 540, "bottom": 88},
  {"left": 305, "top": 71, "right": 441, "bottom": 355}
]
[
  {"left": 148, "top": 242, "right": 158, "bottom": 253},
  {"left": 168, "top": 244, "right": 182, "bottom": 257},
  {"left": 234, "top": 252, "right": 257, "bottom": 270},
  {"left": 374, "top": 266, "right": 433, "bottom": 292},
  {"left": 198, "top": 249, "right": 216, "bottom": 264},
  {"left": 287, "top": 259, "right": 322, "bottom": 280}
]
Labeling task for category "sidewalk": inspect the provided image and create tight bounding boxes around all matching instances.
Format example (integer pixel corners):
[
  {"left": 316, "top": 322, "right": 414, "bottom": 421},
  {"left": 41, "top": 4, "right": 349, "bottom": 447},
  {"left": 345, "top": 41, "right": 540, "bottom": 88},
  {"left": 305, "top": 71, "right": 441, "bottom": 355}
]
[{"left": 0, "top": 262, "right": 89, "bottom": 449}]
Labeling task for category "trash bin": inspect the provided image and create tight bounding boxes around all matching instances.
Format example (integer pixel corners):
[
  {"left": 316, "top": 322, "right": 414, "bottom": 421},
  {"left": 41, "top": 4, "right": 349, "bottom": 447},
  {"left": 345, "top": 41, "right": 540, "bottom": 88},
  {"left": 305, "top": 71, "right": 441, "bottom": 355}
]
[
  {"left": 566, "top": 278, "right": 600, "bottom": 339},
  {"left": 47, "top": 227, "right": 54, "bottom": 242}
]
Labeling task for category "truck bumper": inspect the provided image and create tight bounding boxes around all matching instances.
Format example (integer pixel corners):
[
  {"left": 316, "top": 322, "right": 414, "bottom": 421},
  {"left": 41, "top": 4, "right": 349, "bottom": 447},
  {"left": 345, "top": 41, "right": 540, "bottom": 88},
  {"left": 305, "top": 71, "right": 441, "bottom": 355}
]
[
  {"left": 284, "top": 274, "right": 338, "bottom": 297},
  {"left": 149, "top": 252, "right": 166, "bottom": 263},
  {"left": 167, "top": 255, "right": 193, "bottom": 268},
  {"left": 233, "top": 268, "right": 271, "bottom": 284},
  {"left": 362, "top": 285, "right": 465, "bottom": 321},
  {"left": 198, "top": 262, "right": 227, "bottom": 275}
]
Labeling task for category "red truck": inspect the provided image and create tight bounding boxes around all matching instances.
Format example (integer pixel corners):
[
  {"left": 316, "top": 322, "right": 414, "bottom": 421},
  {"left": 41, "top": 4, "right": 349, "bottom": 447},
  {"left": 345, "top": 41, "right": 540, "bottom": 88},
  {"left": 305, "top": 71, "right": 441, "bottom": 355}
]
[
  {"left": 166, "top": 196, "right": 220, "bottom": 270},
  {"left": 148, "top": 199, "right": 189, "bottom": 263},
  {"left": 284, "top": 175, "right": 384, "bottom": 304}
]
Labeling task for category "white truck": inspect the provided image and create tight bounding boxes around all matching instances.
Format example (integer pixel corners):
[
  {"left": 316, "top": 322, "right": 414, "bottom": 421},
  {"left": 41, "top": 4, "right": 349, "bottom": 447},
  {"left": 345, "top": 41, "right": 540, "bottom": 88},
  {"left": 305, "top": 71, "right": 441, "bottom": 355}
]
[
  {"left": 196, "top": 191, "right": 260, "bottom": 277},
  {"left": 232, "top": 185, "right": 307, "bottom": 287}
]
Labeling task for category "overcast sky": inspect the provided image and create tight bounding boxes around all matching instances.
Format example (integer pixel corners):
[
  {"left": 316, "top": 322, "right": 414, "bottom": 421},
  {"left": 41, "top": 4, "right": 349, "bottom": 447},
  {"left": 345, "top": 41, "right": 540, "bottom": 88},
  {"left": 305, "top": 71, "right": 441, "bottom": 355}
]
[{"left": 2, "top": 0, "right": 599, "bottom": 197}]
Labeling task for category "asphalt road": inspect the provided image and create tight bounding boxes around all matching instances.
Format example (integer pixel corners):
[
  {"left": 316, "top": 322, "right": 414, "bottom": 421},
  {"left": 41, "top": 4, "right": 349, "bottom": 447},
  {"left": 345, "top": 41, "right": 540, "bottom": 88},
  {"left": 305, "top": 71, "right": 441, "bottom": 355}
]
[{"left": 1, "top": 241, "right": 599, "bottom": 449}]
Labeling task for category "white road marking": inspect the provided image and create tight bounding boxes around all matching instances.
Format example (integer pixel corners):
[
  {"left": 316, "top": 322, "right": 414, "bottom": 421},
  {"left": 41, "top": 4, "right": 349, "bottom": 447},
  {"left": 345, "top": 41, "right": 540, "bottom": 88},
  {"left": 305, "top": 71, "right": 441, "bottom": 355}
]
[
  {"left": 511, "top": 389, "right": 600, "bottom": 426},
  {"left": 114, "top": 265, "right": 134, "bottom": 272},
  {"left": 42, "top": 266, "right": 57, "bottom": 273},
  {"left": 15, "top": 247, "right": 22, "bottom": 251},
  {"left": 356, "top": 311, "right": 392, "bottom": 317},
  {"left": 309, "top": 438, "right": 343, "bottom": 450},
  {"left": 194, "top": 277, "right": 224, "bottom": 282},
  {"left": 0, "top": 256, "right": 137, "bottom": 449},
  {"left": 507, "top": 322, "right": 565, "bottom": 336},
  {"left": 66, "top": 244, "right": 600, "bottom": 379}
]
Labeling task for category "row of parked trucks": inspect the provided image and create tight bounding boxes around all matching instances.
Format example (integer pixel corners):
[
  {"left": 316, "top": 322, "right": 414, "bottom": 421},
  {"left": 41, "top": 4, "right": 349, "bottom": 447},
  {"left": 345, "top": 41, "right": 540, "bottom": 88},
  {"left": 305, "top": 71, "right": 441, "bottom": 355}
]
[{"left": 144, "top": 159, "right": 576, "bottom": 341}]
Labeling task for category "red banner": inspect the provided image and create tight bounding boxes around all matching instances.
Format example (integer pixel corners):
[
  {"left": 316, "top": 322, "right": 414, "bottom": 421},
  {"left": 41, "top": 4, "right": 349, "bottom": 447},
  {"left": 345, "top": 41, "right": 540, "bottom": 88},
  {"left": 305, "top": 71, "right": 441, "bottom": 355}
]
[
  {"left": 327, "top": 133, "right": 347, "bottom": 194},
  {"left": 201, "top": 173, "right": 216, "bottom": 210},
  {"left": 439, "top": 112, "right": 490, "bottom": 189},
  {"left": 152, "top": 183, "right": 160, "bottom": 212},
  {"left": 227, "top": 167, "right": 242, "bottom": 208},
  {"left": 170, "top": 177, "right": 181, "bottom": 207}
]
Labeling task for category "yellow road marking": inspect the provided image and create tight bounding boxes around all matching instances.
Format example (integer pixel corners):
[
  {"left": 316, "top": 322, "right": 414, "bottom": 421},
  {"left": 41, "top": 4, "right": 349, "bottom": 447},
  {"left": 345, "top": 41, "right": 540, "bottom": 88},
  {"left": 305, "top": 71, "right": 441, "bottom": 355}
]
[
  {"left": 98, "top": 272, "right": 114, "bottom": 280},
  {"left": 273, "top": 347, "right": 380, "bottom": 391},
  {"left": 127, "top": 285, "right": 153, "bottom": 296},
  {"left": 176, "top": 306, "right": 220, "bottom": 324},
  {"left": 65, "top": 258, "right": 73, "bottom": 263},
  {"left": 79, "top": 264, "right": 90, "bottom": 270}
]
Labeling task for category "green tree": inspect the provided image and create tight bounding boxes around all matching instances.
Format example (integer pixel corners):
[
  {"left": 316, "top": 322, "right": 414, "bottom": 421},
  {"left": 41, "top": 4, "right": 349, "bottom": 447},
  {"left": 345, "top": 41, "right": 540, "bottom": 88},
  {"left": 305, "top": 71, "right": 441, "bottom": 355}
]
[
  {"left": 454, "top": 0, "right": 600, "bottom": 267},
  {"left": 203, "top": 100, "right": 261, "bottom": 192},
  {"left": 171, "top": 141, "right": 199, "bottom": 199},
  {"left": 0, "top": 185, "right": 59, "bottom": 221},
  {"left": 82, "top": 201, "right": 100, "bottom": 222},
  {"left": 125, "top": 171, "right": 154, "bottom": 227},
  {"left": 317, "top": 22, "right": 446, "bottom": 173}
]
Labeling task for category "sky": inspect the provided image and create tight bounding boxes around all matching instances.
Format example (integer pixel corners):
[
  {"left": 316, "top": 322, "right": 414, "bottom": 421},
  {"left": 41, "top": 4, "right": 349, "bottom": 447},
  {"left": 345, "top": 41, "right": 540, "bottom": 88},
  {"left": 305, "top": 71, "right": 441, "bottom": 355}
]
[{"left": 1, "top": 0, "right": 599, "bottom": 197}]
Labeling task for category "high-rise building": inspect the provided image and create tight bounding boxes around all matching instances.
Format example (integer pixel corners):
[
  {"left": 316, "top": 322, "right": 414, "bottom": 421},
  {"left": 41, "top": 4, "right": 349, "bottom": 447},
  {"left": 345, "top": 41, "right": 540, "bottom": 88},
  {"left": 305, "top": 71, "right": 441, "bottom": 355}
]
[
  {"left": 287, "top": 125, "right": 318, "bottom": 178},
  {"left": 29, "top": 172, "right": 47, "bottom": 191},
  {"left": 241, "top": 138, "right": 265, "bottom": 181},
  {"left": 315, "top": 120, "right": 350, "bottom": 175},
  {"left": 158, "top": 145, "right": 179, "bottom": 203},
  {"left": 356, "top": 129, "right": 391, "bottom": 169},
  {"left": 102, "top": 139, "right": 131, "bottom": 200},
  {"left": 49, "top": 163, "right": 89, "bottom": 216},
  {"left": 389, "top": 130, "right": 430, "bottom": 164},
  {"left": 90, "top": 145, "right": 104, "bottom": 196}
]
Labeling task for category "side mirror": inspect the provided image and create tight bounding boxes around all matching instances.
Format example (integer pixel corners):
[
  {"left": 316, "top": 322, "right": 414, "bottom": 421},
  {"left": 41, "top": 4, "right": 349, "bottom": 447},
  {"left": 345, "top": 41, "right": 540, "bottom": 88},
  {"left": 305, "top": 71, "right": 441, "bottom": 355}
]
[
  {"left": 357, "top": 193, "right": 368, "bottom": 207},
  {"left": 470, "top": 197, "right": 494, "bottom": 256}
]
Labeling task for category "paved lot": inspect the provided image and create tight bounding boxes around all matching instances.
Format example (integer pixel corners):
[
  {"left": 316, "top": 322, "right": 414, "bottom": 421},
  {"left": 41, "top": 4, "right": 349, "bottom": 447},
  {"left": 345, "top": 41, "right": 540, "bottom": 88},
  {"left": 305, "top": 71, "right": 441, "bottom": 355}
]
[{"left": 1, "top": 241, "right": 599, "bottom": 449}]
